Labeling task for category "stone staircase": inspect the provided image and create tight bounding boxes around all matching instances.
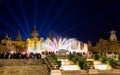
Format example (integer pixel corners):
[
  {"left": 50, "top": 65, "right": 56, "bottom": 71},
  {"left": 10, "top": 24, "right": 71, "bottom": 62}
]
[
  {"left": 82, "top": 61, "right": 94, "bottom": 70},
  {"left": 113, "top": 61, "right": 120, "bottom": 69},
  {"left": 0, "top": 59, "right": 49, "bottom": 75}
]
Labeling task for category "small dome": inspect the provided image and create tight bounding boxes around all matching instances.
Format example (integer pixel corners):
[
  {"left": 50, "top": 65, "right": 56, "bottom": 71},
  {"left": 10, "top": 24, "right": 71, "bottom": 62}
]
[{"left": 32, "top": 25, "right": 38, "bottom": 33}]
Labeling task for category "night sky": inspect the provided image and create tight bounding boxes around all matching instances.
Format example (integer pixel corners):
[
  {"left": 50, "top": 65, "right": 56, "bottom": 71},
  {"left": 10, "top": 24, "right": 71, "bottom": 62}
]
[{"left": 0, "top": 0, "right": 120, "bottom": 44}]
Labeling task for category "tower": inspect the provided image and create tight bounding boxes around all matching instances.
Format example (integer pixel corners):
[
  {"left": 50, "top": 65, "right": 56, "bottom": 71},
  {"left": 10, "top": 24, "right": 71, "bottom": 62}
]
[
  {"left": 5, "top": 34, "right": 9, "bottom": 40},
  {"left": 110, "top": 30, "right": 117, "bottom": 41},
  {"left": 48, "top": 32, "right": 53, "bottom": 41},
  {"left": 16, "top": 30, "right": 22, "bottom": 41},
  {"left": 1, "top": 34, "right": 9, "bottom": 45},
  {"left": 31, "top": 25, "right": 39, "bottom": 38},
  {"left": 31, "top": 26, "right": 39, "bottom": 51}
]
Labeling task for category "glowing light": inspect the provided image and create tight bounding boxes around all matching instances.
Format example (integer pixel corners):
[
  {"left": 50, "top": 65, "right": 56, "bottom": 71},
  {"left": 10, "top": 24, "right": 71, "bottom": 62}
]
[
  {"left": 93, "top": 61, "right": 112, "bottom": 70},
  {"left": 94, "top": 64, "right": 112, "bottom": 70},
  {"left": 59, "top": 59, "right": 80, "bottom": 70},
  {"left": 10, "top": 51, "right": 14, "bottom": 54},
  {"left": 44, "top": 37, "right": 76, "bottom": 52},
  {"left": 27, "top": 37, "right": 88, "bottom": 54},
  {"left": 60, "top": 65, "right": 80, "bottom": 71},
  {"left": 26, "top": 38, "right": 41, "bottom": 53}
]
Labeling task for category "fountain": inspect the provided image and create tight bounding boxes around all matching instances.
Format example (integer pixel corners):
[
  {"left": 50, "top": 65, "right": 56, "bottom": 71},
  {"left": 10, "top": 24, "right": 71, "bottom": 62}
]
[
  {"left": 27, "top": 36, "right": 88, "bottom": 54},
  {"left": 43, "top": 37, "right": 88, "bottom": 54}
]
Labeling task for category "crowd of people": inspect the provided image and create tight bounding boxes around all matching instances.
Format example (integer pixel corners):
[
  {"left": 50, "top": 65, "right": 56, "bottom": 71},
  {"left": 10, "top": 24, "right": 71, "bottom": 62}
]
[
  {"left": 0, "top": 51, "right": 55, "bottom": 59},
  {"left": 0, "top": 52, "right": 41, "bottom": 59}
]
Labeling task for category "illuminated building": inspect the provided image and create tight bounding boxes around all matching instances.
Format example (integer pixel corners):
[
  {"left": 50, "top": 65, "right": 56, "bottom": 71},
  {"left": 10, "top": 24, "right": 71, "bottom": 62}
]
[
  {"left": 110, "top": 30, "right": 117, "bottom": 41},
  {"left": 1, "top": 31, "right": 25, "bottom": 52},
  {"left": 1, "top": 34, "right": 9, "bottom": 45},
  {"left": 1, "top": 31, "right": 25, "bottom": 47},
  {"left": 26, "top": 26, "right": 44, "bottom": 53}
]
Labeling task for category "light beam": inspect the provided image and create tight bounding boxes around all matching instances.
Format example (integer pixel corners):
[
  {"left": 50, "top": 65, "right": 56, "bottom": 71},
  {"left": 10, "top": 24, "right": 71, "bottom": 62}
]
[
  {"left": 19, "top": 0, "right": 31, "bottom": 36},
  {"left": 39, "top": 0, "right": 55, "bottom": 35},
  {"left": 41, "top": 0, "right": 69, "bottom": 36},
  {"left": 52, "top": 0, "right": 90, "bottom": 32},
  {"left": 34, "top": 0, "right": 37, "bottom": 25},
  {"left": 3, "top": 0, "right": 28, "bottom": 38}
]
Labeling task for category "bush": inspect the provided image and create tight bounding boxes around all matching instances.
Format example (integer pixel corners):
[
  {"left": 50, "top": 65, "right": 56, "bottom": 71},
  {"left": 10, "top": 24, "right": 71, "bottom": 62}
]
[
  {"left": 93, "top": 54, "right": 99, "bottom": 60},
  {"left": 75, "top": 60, "right": 85, "bottom": 69},
  {"left": 99, "top": 58, "right": 106, "bottom": 63},
  {"left": 68, "top": 55, "right": 74, "bottom": 60},
  {"left": 79, "top": 61, "right": 85, "bottom": 69},
  {"left": 116, "top": 54, "right": 120, "bottom": 61},
  {"left": 57, "top": 61, "right": 61, "bottom": 67},
  {"left": 76, "top": 61, "right": 79, "bottom": 65},
  {"left": 106, "top": 60, "right": 115, "bottom": 67},
  {"left": 51, "top": 54, "right": 57, "bottom": 61},
  {"left": 72, "top": 57, "right": 77, "bottom": 63}
]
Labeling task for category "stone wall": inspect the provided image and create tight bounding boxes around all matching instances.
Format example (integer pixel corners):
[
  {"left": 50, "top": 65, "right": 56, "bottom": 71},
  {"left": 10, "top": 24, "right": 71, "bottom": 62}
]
[
  {"left": 0, "top": 59, "right": 42, "bottom": 66},
  {"left": 0, "top": 59, "right": 48, "bottom": 75},
  {"left": 0, "top": 66, "right": 48, "bottom": 75}
]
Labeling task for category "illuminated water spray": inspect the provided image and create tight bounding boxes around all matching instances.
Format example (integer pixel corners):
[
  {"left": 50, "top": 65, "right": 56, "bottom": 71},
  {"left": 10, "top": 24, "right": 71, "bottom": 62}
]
[
  {"left": 43, "top": 37, "right": 75, "bottom": 52},
  {"left": 27, "top": 36, "right": 88, "bottom": 53}
]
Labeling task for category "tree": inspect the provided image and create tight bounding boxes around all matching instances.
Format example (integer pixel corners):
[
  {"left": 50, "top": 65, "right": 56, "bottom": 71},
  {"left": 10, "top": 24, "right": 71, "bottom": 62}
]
[{"left": 94, "top": 39, "right": 109, "bottom": 52}]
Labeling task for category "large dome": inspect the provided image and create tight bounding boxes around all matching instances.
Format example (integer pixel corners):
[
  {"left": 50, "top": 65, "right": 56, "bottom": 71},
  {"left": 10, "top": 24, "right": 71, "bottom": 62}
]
[{"left": 31, "top": 26, "right": 39, "bottom": 38}]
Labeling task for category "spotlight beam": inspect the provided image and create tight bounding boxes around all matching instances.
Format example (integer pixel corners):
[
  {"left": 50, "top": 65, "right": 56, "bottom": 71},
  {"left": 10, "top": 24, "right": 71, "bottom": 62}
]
[
  {"left": 0, "top": 17, "right": 17, "bottom": 33},
  {"left": 34, "top": 0, "right": 37, "bottom": 25},
  {"left": 41, "top": 0, "right": 69, "bottom": 36},
  {"left": 19, "top": 0, "right": 30, "bottom": 36},
  {"left": 39, "top": 0, "right": 55, "bottom": 35},
  {"left": 52, "top": 0, "right": 92, "bottom": 32},
  {"left": 3, "top": 0, "right": 28, "bottom": 38},
  {"left": 62, "top": 4, "right": 120, "bottom": 33}
]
